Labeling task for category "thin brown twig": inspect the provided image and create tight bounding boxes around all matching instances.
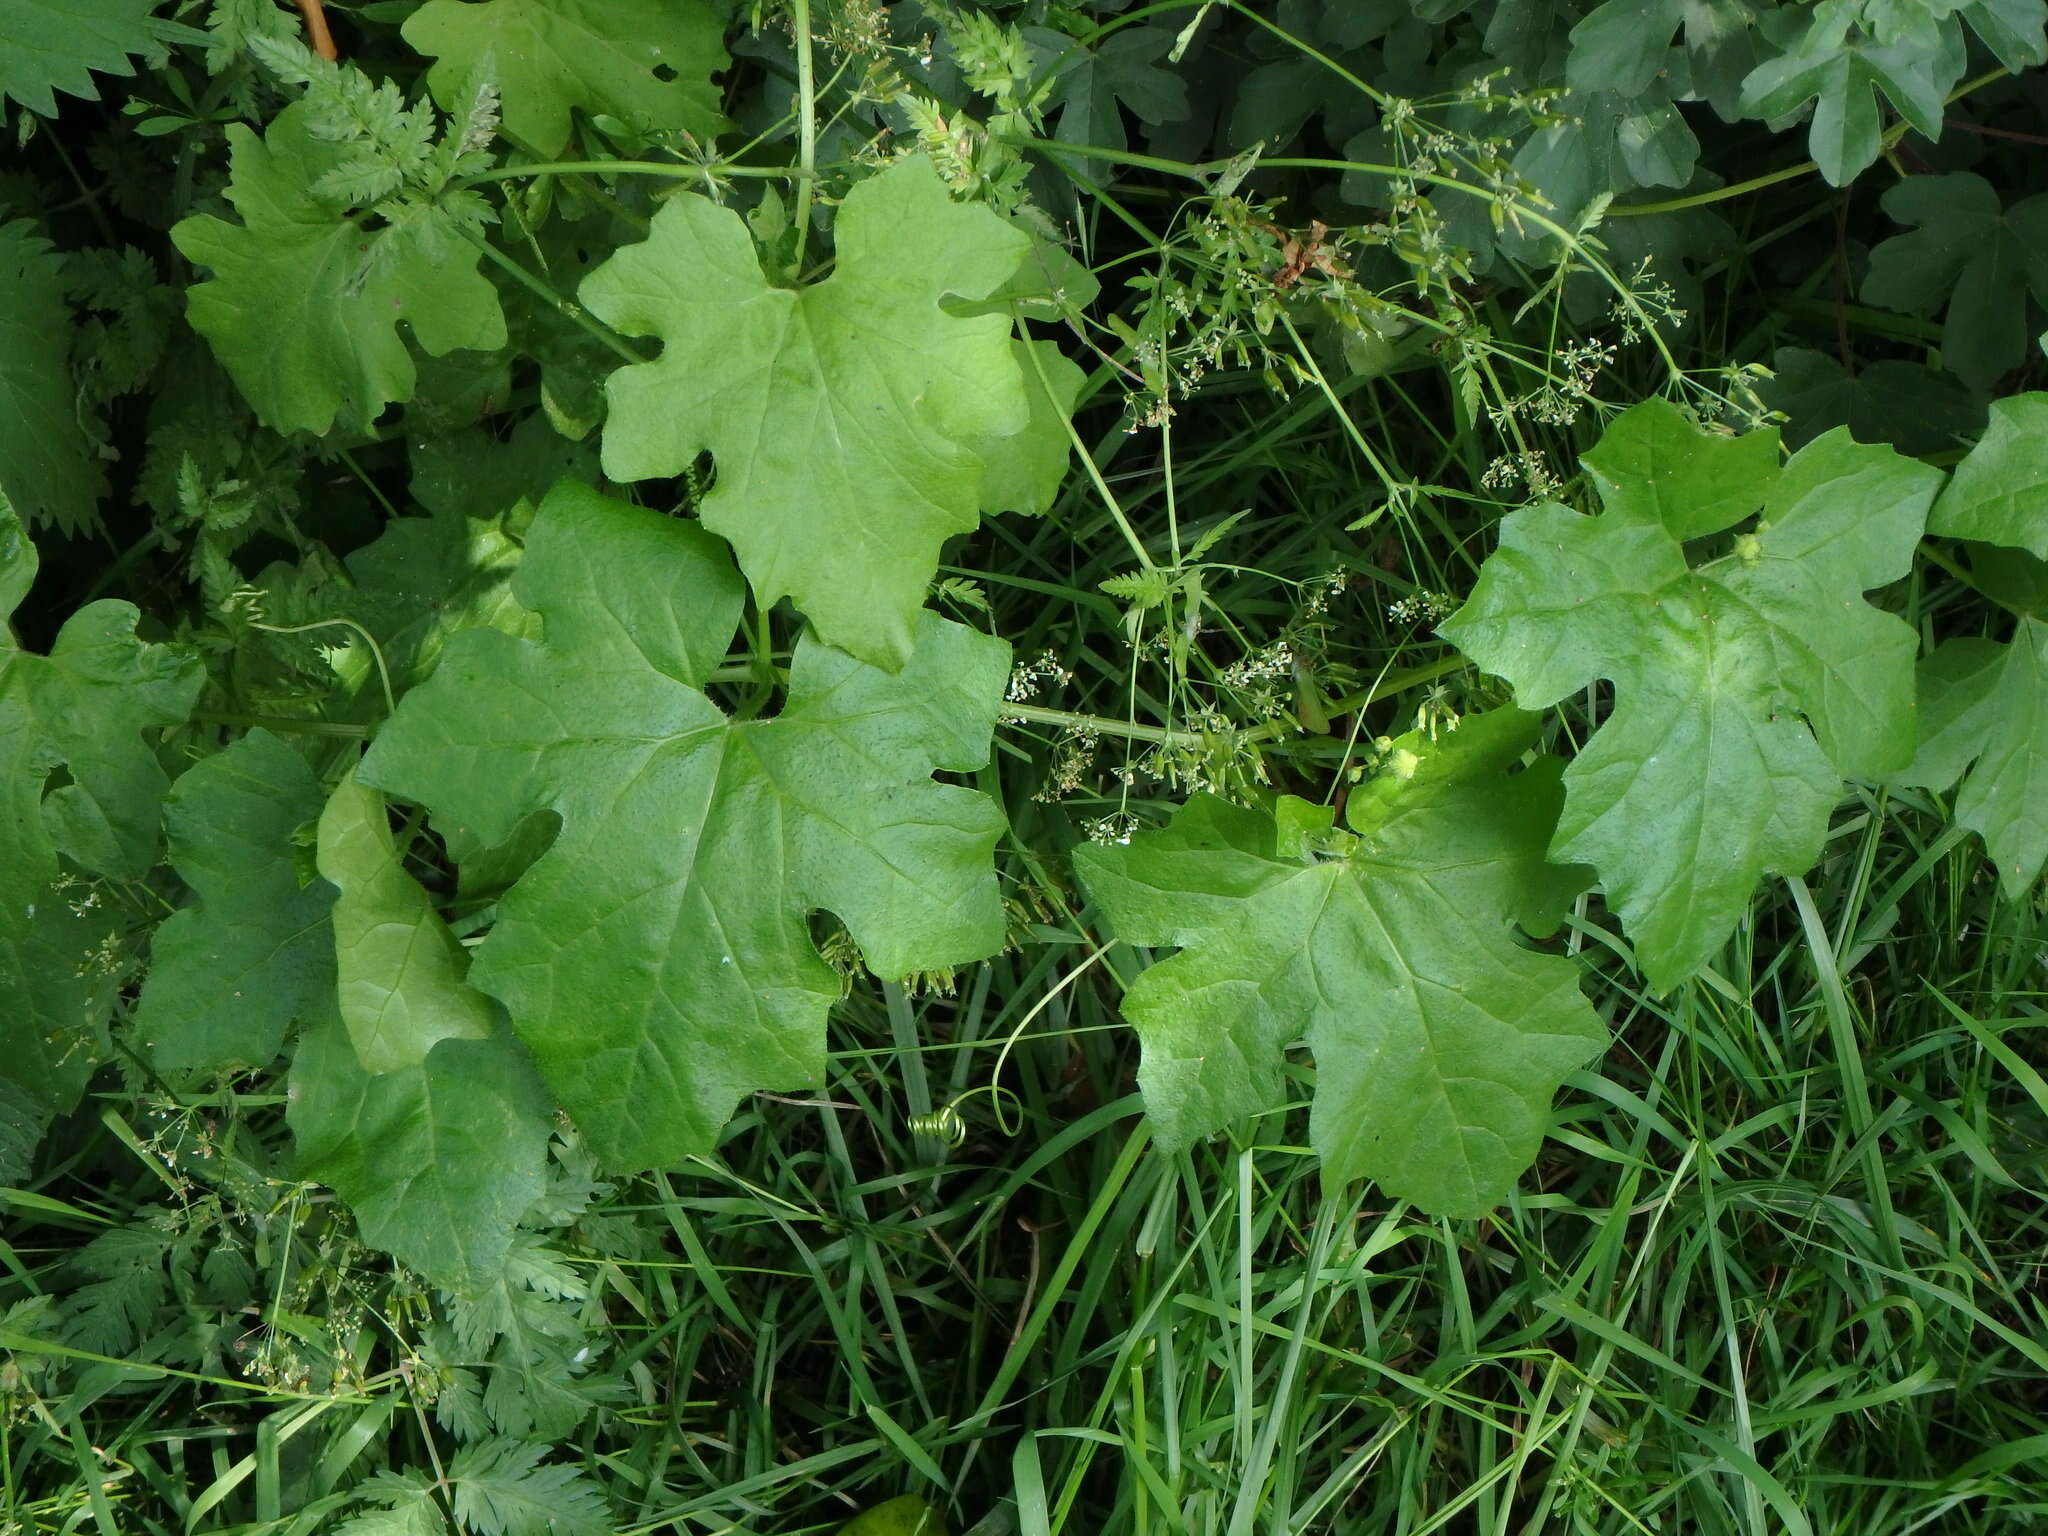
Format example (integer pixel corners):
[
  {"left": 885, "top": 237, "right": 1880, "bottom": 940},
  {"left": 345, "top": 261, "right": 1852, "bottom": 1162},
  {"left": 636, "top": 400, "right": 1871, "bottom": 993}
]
[{"left": 294, "top": 0, "right": 339, "bottom": 61}]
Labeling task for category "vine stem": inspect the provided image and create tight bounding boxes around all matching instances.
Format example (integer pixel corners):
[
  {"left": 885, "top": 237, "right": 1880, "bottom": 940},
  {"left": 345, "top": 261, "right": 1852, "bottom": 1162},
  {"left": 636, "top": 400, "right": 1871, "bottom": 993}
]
[
  {"left": 1002, "top": 653, "right": 1467, "bottom": 747},
  {"left": 464, "top": 160, "right": 818, "bottom": 187},
  {"left": 791, "top": 0, "right": 818, "bottom": 272},
  {"left": 450, "top": 224, "right": 648, "bottom": 367}
]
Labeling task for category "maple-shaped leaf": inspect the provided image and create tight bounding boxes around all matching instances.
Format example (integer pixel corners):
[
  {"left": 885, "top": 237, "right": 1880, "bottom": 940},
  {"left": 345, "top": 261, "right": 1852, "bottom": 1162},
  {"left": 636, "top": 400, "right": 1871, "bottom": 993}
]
[
  {"left": 1441, "top": 401, "right": 1940, "bottom": 990},
  {"left": 1862, "top": 175, "right": 2048, "bottom": 392},
  {"left": 319, "top": 771, "right": 497, "bottom": 1073},
  {"left": 171, "top": 101, "right": 507, "bottom": 437},
  {"left": 1903, "top": 396, "right": 2048, "bottom": 895},
  {"left": 1, "top": 500, "right": 200, "bottom": 1134},
  {"left": 581, "top": 154, "right": 1035, "bottom": 670},
  {"left": 357, "top": 481, "right": 1009, "bottom": 1170},
  {"left": 1758, "top": 347, "right": 1985, "bottom": 457},
  {"left": 289, "top": 1004, "right": 554, "bottom": 1291},
  {"left": 1075, "top": 710, "right": 1604, "bottom": 1217},
  {"left": 1738, "top": 0, "right": 1950, "bottom": 186},
  {"left": 1026, "top": 25, "right": 1190, "bottom": 156},
  {"left": 0, "top": 219, "right": 105, "bottom": 537},
  {"left": 137, "top": 730, "right": 336, "bottom": 1073},
  {"left": 403, "top": 0, "right": 731, "bottom": 156},
  {"left": 0, "top": 0, "right": 160, "bottom": 116}
]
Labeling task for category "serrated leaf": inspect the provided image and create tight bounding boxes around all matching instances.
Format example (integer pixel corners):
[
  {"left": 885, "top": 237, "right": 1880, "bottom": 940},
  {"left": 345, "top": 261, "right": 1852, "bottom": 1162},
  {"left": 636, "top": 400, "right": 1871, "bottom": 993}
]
[
  {"left": 171, "top": 101, "right": 507, "bottom": 436},
  {"left": 1928, "top": 394, "right": 2048, "bottom": 557},
  {"left": 1862, "top": 175, "right": 2048, "bottom": 392},
  {"left": 0, "top": 0, "right": 159, "bottom": 116},
  {"left": 1075, "top": 710, "right": 1603, "bottom": 1216},
  {"left": 446, "top": 1438, "right": 611, "bottom": 1536},
  {"left": 403, "top": 0, "right": 731, "bottom": 156},
  {"left": 1440, "top": 401, "right": 1939, "bottom": 989},
  {"left": 318, "top": 770, "right": 496, "bottom": 1074},
  {"left": 289, "top": 1004, "right": 553, "bottom": 1290},
  {"left": 137, "top": 730, "right": 337, "bottom": 1072},
  {"left": 0, "top": 219, "right": 105, "bottom": 537},
  {"left": 582, "top": 154, "right": 1035, "bottom": 669},
  {"left": 1738, "top": 0, "right": 1953, "bottom": 186},
  {"left": 357, "top": 482, "right": 1009, "bottom": 1170}
]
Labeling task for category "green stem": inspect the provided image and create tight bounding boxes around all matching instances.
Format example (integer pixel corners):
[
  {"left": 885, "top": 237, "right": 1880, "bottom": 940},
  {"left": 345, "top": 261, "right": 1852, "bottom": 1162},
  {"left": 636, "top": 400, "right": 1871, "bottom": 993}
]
[
  {"left": 1020, "top": 321, "right": 1157, "bottom": 571},
  {"left": 192, "top": 712, "right": 370, "bottom": 738},
  {"left": 465, "top": 159, "right": 816, "bottom": 186},
  {"left": 791, "top": 0, "right": 818, "bottom": 272},
  {"left": 452, "top": 224, "right": 648, "bottom": 368}
]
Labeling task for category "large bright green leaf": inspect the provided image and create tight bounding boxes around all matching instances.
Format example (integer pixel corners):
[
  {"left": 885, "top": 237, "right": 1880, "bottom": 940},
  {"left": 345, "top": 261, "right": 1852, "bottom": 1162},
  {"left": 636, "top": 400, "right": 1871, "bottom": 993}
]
[
  {"left": 289, "top": 1005, "right": 553, "bottom": 1291},
  {"left": 1862, "top": 175, "right": 2048, "bottom": 392},
  {"left": 1904, "top": 396, "right": 2048, "bottom": 895},
  {"left": 138, "top": 730, "right": 336, "bottom": 1073},
  {"left": 1075, "top": 711, "right": 1602, "bottom": 1216},
  {"left": 1929, "top": 394, "right": 2048, "bottom": 559},
  {"left": 357, "top": 481, "right": 1009, "bottom": 1170},
  {"left": 0, "top": 220, "right": 104, "bottom": 537},
  {"left": 403, "top": 0, "right": 731, "bottom": 155},
  {"left": 171, "top": 101, "right": 506, "bottom": 437},
  {"left": 318, "top": 770, "right": 496, "bottom": 1074},
  {"left": 1441, "top": 401, "right": 1939, "bottom": 989},
  {"left": 0, "top": 0, "right": 159, "bottom": 116},
  {"left": 581, "top": 154, "right": 1037, "bottom": 670},
  {"left": 1, "top": 501, "right": 200, "bottom": 1141},
  {"left": 1904, "top": 622, "right": 2048, "bottom": 897}
]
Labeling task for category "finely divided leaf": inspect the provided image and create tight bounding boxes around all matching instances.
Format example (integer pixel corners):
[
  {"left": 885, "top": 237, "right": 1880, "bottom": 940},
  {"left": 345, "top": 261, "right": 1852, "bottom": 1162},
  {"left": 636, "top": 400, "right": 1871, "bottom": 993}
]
[
  {"left": 404, "top": 0, "right": 731, "bottom": 155},
  {"left": 318, "top": 771, "right": 496, "bottom": 1074},
  {"left": 358, "top": 481, "right": 1009, "bottom": 1170},
  {"left": 289, "top": 1007, "right": 553, "bottom": 1292},
  {"left": 0, "top": 0, "right": 160, "bottom": 116},
  {"left": 0, "top": 220, "right": 105, "bottom": 537},
  {"left": 1441, "top": 401, "right": 1939, "bottom": 989},
  {"left": 1076, "top": 711, "right": 1604, "bottom": 1217},
  {"left": 139, "top": 730, "right": 337, "bottom": 1072},
  {"left": 582, "top": 154, "right": 1036, "bottom": 669},
  {"left": 172, "top": 101, "right": 506, "bottom": 436}
]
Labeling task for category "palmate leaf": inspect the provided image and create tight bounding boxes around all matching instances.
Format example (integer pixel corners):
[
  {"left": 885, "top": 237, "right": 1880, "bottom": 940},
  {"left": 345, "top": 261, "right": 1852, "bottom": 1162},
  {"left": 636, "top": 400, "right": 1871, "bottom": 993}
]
[
  {"left": 1738, "top": 0, "right": 1952, "bottom": 187},
  {"left": 1904, "top": 395, "right": 2048, "bottom": 895},
  {"left": 1862, "top": 174, "right": 2048, "bottom": 392},
  {"left": 581, "top": 154, "right": 1044, "bottom": 670},
  {"left": 403, "top": 0, "right": 731, "bottom": 156},
  {"left": 171, "top": 101, "right": 506, "bottom": 436},
  {"left": 0, "top": 219, "right": 105, "bottom": 537},
  {"left": 0, "top": 0, "right": 160, "bottom": 116},
  {"left": 1441, "top": 401, "right": 1940, "bottom": 990},
  {"left": 137, "top": 730, "right": 336, "bottom": 1073},
  {"left": 1, "top": 501, "right": 200, "bottom": 1136},
  {"left": 357, "top": 481, "right": 1009, "bottom": 1170},
  {"left": 1075, "top": 710, "right": 1603, "bottom": 1217}
]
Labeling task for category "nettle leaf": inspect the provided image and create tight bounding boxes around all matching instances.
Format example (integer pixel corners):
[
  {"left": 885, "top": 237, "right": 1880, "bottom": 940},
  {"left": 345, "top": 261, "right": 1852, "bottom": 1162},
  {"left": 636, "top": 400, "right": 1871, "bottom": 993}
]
[
  {"left": 1862, "top": 174, "right": 2048, "bottom": 392},
  {"left": 289, "top": 1005, "right": 554, "bottom": 1292},
  {"left": 138, "top": 730, "right": 336, "bottom": 1072},
  {"left": 357, "top": 481, "right": 1009, "bottom": 1170},
  {"left": 582, "top": 154, "right": 1040, "bottom": 670},
  {"left": 1075, "top": 710, "right": 1604, "bottom": 1217},
  {"left": 403, "top": 0, "right": 731, "bottom": 156},
  {"left": 1738, "top": 0, "right": 1953, "bottom": 186},
  {"left": 1904, "top": 396, "right": 2048, "bottom": 894},
  {"left": 1441, "top": 400, "right": 1940, "bottom": 989},
  {"left": 0, "top": 0, "right": 160, "bottom": 116},
  {"left": 0, "top": 219, "right": 105, "bottom": 537},
  {"left": 1, "top": 501, "right": 200, "bottom": 1126},
  {"left": 171, "top": 101, "right": 506, "bottom": 437}
]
